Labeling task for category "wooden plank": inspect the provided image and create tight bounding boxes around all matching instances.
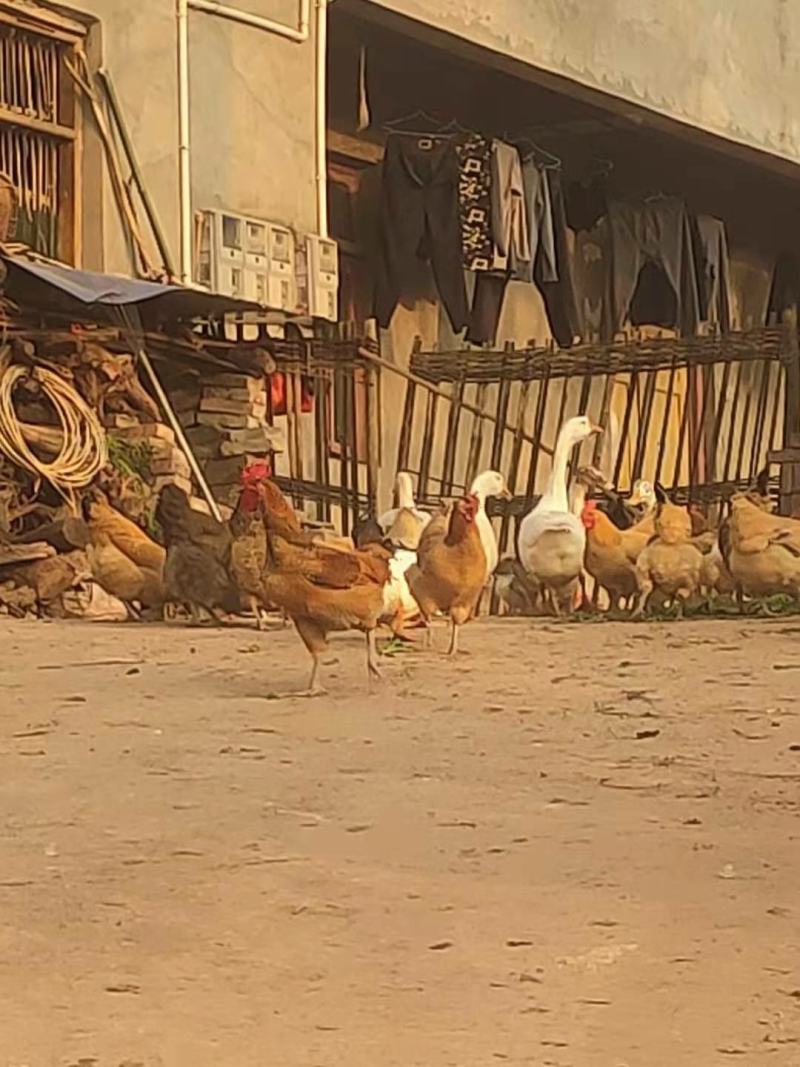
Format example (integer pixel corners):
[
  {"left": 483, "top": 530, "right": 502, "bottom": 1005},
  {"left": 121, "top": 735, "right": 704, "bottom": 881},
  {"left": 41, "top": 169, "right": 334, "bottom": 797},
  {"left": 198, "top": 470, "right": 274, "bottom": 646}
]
[
  {"left": 465, "top": 382, "right": 489, "bottom": 487},
  {"left": 653, "top": 357, "right": 678, "bottom": 486},
  {"left": 768, "top": 448, "right": 800, "bottom": 464},
  {"left": 489, "top": 345, "right": 513, "bottom": 471},
  {"left": 395, "top": 380, "right": 417, "bottom": 476},
  {"left": 497, "top": 378, "right": 531, "bottom": 561},
  {"left": 0, "top": 541, "right": 54, "bottom": 567},
  {"left": 613, "top": 371, "right": 637, "bottom": 487},
  {"left": 749, "top": 359, "right": 772, "bottom": 479},
  {"left": 358, "top": 345, "right": 553, "bottom": 458},
  {"left": 327, "top": 129, "right": 384, "bottom": 166},
  {"left": 440, "top": 369, "right": 466, "bottom": 496},
  {"left": 417, "top": 387, "right": 439, "bottom": 500},
  {"left": 0, "top": 103, "right": 75, "bottom": 141},
  {"left": 525, "top": 372, "right": 551, "bottom": 501},
  {"left": 364, "top": 363, "right": 380, "bottom": 515},
  {"left": 631, "top": 370, "right": 657, "bottom": 482},
  {"left": 782, "top": 306, "right": 800, "bottom": 447},
  {"left": 349, "top": 366, "right": 361, "bottom": 529},
  {"left": 0, "top": 3, "right": 85, "bottom": 42}
]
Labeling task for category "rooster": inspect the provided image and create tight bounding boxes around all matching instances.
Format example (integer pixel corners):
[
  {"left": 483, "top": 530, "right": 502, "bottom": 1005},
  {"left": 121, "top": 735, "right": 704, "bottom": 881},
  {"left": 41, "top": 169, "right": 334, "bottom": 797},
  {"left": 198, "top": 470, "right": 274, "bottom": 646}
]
[
  {"left": 407, "top": 493, "right": 487, "bottom": 654},
  {"left": 229, "top": 461, "right": 273, "bottom": 629},
  {"left": 155, "top": 484, "right": 240, "bottom": 624},
  {"left": 242, "top": 472, "right": 391, "bottom": 695}
]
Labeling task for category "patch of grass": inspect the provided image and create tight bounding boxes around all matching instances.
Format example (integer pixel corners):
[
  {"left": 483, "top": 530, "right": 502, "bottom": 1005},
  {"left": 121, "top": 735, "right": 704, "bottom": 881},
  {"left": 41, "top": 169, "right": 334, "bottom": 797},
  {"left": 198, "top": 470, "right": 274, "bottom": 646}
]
[
  {"left": 380, "top": 637, "right": 417, "bottom": 656},
  {"left": 106, "top": 434, "right": 154, "bottom": 482}
]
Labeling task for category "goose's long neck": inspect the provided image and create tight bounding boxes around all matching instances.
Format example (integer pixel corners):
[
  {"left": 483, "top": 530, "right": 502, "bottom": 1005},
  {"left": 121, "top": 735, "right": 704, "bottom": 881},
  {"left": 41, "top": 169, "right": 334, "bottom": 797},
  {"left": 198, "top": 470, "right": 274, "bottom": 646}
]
[
  {"left": 570, "top": 480, "right": 587, "bottom": 517},
  {"left": 397, "top": 474, "right": 414, "bottom": 509},
  {"left": 542, "top": 429, "right": 575, "bottom": 511},
  {"left": 469, "top": 475, "right": 490, "bottom": 513}
]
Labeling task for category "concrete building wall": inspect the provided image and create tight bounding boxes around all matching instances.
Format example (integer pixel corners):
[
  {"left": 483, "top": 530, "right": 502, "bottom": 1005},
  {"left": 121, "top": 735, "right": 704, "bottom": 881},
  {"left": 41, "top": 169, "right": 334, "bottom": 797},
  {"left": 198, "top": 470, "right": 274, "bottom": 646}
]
[
  {"left": 65, "top": 0, "right": 317, "bottom": 274},
  {"left": 369, "top": 0, "right": 800, "bottom": 165}
]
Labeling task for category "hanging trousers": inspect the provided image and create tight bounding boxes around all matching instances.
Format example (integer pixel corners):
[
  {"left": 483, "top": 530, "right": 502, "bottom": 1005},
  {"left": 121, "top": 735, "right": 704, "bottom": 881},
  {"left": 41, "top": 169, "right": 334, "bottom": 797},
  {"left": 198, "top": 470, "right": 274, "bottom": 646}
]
[
  {"left": 693, "top": 214, "right": 732, "bottom": 332},
  {"left": 513, "top": 157, "right": 557, "bottom": 285},
  {"left": 534, "top": 168, "right": 581, "bottom": 348},
  {"left": 467, "top": 167, "right": 580, "bottom": 348},
  {"left": 766, "top": 253, "right": 800, "bottom": 326},
  {"left": 605, "top": 197, "right": 700, "bottom": 339},
  {"left": 374, "top": 133, "right": 468, "bottom": 333}
]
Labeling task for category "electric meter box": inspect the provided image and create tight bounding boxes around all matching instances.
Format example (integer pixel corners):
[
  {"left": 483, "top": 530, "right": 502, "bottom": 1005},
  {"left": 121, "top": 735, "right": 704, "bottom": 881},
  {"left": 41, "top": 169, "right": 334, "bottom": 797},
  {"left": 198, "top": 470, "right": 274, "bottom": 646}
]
[
  {"left": 197, "top": 209, "right": 298, "bottom": 311},
  {"left": 296, "top": 234, "right": 339, "bottom": 322}
]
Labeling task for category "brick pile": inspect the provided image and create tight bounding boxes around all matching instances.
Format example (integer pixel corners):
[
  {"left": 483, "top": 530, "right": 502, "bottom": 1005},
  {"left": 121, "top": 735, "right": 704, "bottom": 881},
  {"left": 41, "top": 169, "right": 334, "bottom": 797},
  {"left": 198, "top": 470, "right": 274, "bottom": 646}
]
[{"left": 170, "top": 373, "right": 284, "bottom": 506}]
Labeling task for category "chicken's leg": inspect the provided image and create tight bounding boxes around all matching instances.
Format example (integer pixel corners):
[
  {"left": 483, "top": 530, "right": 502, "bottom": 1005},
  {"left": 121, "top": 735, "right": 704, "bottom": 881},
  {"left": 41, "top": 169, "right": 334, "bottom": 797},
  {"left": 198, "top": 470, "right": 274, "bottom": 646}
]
[
  {"left": 366, "top": 629, "right": 382, "bottom": 685},
  {"left": 274, "top": 617, "right": 328, "bottom": 697},
  {"left": 249, "top": 595, "right": 266, "bottom": 631},
  {"left": 447, "top": 619, "right": 459, "bottom": 656},
  {"left": 305, "top": 653, "right": 325, "bottom": 696}
]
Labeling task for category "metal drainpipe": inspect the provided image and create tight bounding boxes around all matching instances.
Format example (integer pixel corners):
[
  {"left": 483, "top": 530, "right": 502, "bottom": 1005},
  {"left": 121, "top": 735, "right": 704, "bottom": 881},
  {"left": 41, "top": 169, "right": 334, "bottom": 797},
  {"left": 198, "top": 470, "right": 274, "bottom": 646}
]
[
  {"left": 176, "top": 0, "right": 192, "bottom": 284},
  {"left": 189, "top": 0, "right": 310, "bottom": 40},
  {"left": 315, "top": 0, "right": 329, "bottom": 238},
  {"left": 176, "top": 0, "right": 318, "bottom": 283}
]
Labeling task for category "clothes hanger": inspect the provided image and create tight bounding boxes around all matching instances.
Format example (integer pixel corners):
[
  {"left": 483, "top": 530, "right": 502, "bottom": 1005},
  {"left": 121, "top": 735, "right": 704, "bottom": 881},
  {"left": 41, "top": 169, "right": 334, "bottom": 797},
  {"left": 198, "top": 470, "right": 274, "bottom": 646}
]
[
  {"left": 439, "top": 118, "right": 471, "bottom": 136},
  {"left": 383, "top": 110, "right": 454, "bottom": 138},
  {"left": 512, "top": 134, "right": 562, "bottom": 170}
]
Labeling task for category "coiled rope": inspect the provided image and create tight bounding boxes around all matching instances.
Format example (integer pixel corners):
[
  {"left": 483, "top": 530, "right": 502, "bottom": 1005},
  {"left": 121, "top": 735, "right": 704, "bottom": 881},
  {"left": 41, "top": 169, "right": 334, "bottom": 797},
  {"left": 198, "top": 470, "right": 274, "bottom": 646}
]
[{"left": 0, "top": 363, "right": 108, "bottom": 504}]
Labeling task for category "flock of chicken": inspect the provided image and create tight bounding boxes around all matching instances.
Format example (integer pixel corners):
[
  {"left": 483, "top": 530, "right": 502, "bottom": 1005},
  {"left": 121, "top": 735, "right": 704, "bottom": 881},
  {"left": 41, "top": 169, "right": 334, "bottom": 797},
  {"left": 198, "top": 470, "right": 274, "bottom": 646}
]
[
  {"left": 501, "top": 414, "right": 800, "bottom": 619},
  {"left": 77, "top": 413, "right": 800, "bottom": 693}
]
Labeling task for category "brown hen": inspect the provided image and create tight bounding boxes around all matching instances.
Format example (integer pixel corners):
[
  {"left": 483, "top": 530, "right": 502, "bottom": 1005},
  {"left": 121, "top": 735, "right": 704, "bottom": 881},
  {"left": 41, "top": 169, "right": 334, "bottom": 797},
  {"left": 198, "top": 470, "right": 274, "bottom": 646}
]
[
  {"left": 250, "top": 476, "right": 391, "bottom": 695},
  {"left": 407, "top": 494, "right": 487, "bottom": 654}
]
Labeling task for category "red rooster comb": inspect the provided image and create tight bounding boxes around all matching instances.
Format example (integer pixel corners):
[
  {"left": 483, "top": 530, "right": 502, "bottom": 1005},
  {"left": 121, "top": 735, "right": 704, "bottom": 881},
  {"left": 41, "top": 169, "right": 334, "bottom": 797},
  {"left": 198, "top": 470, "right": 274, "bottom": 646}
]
[
  {"left": 241, "top": 460, "right": 271, "bottom": 487},
  {"left": 457, "top": 492, "right": 480, "bottom": 521}
]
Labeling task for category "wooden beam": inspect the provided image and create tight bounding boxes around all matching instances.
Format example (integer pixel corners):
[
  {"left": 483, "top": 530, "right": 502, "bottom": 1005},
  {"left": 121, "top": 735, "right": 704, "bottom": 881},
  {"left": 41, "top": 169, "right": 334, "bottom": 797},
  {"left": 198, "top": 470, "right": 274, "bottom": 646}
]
[
  {"left": 0, "top": 104, "right": 76, "bottom": 141},
  {"left": 0, "top": 3, "right": 86, "bottom": 42},
  {"left": 327, "top": 129, "right": 384, "bottom": 166}
]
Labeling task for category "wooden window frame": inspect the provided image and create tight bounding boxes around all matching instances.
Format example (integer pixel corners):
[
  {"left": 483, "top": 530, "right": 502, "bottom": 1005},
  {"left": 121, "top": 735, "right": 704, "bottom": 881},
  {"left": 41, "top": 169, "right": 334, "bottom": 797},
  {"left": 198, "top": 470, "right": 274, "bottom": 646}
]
[{"left": 0, "top": 3, "right": 85, "bottom": 263}]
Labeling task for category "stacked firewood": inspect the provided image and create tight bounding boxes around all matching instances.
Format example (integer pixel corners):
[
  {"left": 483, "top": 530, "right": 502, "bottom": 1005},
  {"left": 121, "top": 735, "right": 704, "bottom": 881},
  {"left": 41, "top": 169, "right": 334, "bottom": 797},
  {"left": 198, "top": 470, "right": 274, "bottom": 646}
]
[
  {"left": 0, "top": 329, "right": 182, "bottom": 618},
  {"left": 0, "top": 321, "right": 284, "bottom": 620},
  {"left": 0, "top": 460, "right": 93, "bottom": 618}
]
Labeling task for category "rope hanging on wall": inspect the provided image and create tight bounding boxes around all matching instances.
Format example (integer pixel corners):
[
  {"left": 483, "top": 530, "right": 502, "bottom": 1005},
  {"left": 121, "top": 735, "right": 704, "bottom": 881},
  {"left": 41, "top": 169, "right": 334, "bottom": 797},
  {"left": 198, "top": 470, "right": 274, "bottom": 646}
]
[{"left": 0, "top": 362, "right": 108, "bottom": 503}]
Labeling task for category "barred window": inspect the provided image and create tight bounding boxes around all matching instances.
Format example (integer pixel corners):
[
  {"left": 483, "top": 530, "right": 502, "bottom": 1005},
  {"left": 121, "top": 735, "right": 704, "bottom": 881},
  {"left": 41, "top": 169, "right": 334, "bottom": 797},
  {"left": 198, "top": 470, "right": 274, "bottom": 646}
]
[{"left": 0, "top": 4, "right": 82, "bottom": 260}]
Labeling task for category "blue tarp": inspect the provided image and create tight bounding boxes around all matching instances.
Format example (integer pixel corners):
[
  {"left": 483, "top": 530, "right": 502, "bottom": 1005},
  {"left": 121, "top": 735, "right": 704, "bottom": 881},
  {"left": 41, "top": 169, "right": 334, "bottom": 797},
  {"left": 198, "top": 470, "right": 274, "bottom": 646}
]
[{"left": 0, "top": 252, "right": 261, "bottom": 327}]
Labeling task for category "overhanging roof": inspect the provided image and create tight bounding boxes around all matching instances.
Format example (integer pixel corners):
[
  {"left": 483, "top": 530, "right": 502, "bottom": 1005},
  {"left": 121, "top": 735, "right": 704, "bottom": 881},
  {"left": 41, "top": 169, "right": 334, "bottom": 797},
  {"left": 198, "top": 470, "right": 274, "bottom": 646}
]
[{"left": 0, "top": 252, "right": 262, "bottom": 328}]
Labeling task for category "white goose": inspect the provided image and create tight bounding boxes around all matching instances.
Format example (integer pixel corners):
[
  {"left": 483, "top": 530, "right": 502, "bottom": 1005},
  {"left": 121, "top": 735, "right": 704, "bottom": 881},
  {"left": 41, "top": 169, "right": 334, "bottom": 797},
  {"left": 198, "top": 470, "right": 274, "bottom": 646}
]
[
  {"left": 470, "top": 469, "right": 512, "bottom": 577},
  {"left": 517, "top": 415, "right": 602, "bottom": 614},
  {"left": 378, "top": 471, "right": 432, "bottom": 535}
]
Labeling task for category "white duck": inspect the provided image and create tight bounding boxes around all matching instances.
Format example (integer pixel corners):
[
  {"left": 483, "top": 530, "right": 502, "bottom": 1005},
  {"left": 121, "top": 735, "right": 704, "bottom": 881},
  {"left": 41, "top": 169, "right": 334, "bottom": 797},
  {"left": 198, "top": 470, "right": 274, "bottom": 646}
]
[
  {"left": 378, "top": 472, "right": 432, "bottom": 535},
  {"left": 470, "top": 469, "right": 512, "bottom": 577},
  {"left": 517, "top": 414, "right": 602, "bottom": 614},
  {"left": 380, "top": 505, "right": 427, "bottom": 633}
]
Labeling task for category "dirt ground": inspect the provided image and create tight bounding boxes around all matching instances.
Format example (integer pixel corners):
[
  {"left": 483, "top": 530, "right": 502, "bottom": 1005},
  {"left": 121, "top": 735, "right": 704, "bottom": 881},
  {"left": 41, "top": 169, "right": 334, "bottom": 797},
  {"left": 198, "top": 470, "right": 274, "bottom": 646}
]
[{"left": 1, "top": 614, "right": 799, "bottom": 1067}]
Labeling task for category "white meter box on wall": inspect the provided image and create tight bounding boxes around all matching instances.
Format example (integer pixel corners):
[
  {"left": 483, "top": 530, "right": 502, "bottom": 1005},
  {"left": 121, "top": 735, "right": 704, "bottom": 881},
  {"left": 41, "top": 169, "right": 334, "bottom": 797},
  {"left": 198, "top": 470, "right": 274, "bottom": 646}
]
[
  {"left": 197, "top": 209, "right": 298, "bottom": 312},
  {"left": 296, "top": 234, "right": 339, "bottom": 322}
]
